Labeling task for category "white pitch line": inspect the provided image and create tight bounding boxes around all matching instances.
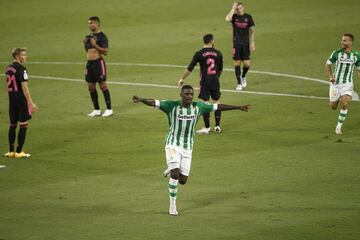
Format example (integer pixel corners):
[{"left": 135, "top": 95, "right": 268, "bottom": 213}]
[
  {"left": 0, "top": 61, "right": 329, "bottom": 85},
  {"left": 0, "top": 165, "right": 6, "bottom": 169},
  {"left": 31, "top": 75, "right": 328, "bottom": 100}
]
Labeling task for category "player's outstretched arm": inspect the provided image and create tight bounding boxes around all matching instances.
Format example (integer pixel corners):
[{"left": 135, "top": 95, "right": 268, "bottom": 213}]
[
  {"left": 225, "top": 2, "right": 238, "bottom": 22},
  {"left": 218, "top": 104, "right": 250, "bottom": 112},
  {"left": 132, "top": 96, "right": 155, "bottom": 107}
]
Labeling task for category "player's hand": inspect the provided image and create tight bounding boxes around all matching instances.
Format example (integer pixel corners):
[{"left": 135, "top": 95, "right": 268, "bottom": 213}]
[
  {"left": 250, "top": 42, "right": 255, "bottom": 52},
  {"left": 238, "top": 104, "right": 250, "bottom": 112},
  {"left": 90, "top": 38, "right": 97, "bottom": 46},
  {"left": 31, "top": 102, "right": 38, "bottom": 113},
  {"left": 132, "top": 96, "right": 142, "bottom": 103},
  {"left": 232, "top": 2, "right": 239, "bottom": 10},
  {"left": 177, "top": 79, "right": 184, "bottom": 87},
  {"left": 330, "top": 77, "right": 335, "bottom": 84}
]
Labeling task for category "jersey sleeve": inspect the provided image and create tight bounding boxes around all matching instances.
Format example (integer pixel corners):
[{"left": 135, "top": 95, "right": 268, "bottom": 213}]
[
  {"left": 218, "top": 52, "right": 223, "bottom": 72},
  {"left": 356, "top": 53, "right": 360, "bottom": 69},
  {"left": 19, "top": 68, "right": 28, "bottom": 82},
  {"left": 249, "top": 15, "right": 255, "bottom": 27},
  {"left": 327, "top": 50, "right": 337, "bottom": 65},
  {"left": 197, "top": 102, "right": 218, "bottom": 115},
  {"left": 98, "top": 34, "right": 109, "bottom": 48},
  {"left": 187, "top": 52, "right": 200, "bottom": 72},
  {"left": 155, "top": 100, "right": 175, "bottom": 113}
]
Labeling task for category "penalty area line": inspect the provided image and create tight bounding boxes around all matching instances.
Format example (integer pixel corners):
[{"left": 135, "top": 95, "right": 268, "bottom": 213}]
[{"left": 31, "top": 75, "right": 328, "bottom": 100}]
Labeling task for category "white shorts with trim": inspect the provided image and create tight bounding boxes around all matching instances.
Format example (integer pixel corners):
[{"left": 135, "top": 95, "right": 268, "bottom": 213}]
[
  {"left": 165, "top": 145, "right": 193, "bottom": 176},
  {"left": 329, "top": 83, "right": 353, "bottom": 102}
]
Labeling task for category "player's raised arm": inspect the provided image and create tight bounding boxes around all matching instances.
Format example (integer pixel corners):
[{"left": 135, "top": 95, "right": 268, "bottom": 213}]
[
  {"left": 225, "top": 2, "right": 238, "bottom": 22},
  {"left": 132, "top": 96, "right": 155, "bottom": 107},
  {"left": 218, "top": 103, "right": 250, "bottom": 112}
]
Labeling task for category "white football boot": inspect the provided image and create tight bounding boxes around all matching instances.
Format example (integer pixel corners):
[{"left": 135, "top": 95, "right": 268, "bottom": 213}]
[
  {"left": 241, "top": 77, "right": 247, "bottom": 88},
  {"left": 101, "top": 109, "right": 113, "bottom": 117},
  {"left": 335, "top": 126, "right": 342, "bottom": 135},
  {"left": 169, "top": 205, "right": 178, "bottom": 216},
  {"left": 196, "top": 127, "right": 211, "bottom": 134},
  {"left": 87, "top": 110, "right": 101, "bottom": 117},
  {"left": 236, "top": 84, "right": 243, "bottom": 91}
]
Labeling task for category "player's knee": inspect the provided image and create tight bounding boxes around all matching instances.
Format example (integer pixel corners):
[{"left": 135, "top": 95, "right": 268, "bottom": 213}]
[
  {"left": 10, "top": 123, "right": 17, "bottom": 129},
  {"left": 19, "top": 123, "right": 28, "bottom": 128},
  {"left": 330, "top": 102, "right": 337, "bottom": 110},
  {"left": 170, "top": 169, "right": 180, "bottom": 180},
  {"left": 100, "top": 85, "right": 108, "bottom": 92},
  {"left": 179, "top": 177, "right": 187, "bottom": 185}
]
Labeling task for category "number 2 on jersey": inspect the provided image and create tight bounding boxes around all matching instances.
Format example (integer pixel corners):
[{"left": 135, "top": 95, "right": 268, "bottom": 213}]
[
  {"left": 206, "top": 58, "right": 216, "bottom": 75},
  {"left": 6, "top": 75, "right": 18, "bottom": 92}
]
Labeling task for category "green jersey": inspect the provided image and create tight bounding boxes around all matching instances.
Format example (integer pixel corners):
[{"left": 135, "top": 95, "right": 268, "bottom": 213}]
[
  {"left": 327, "top": 48, "right": 360, "bottom": 84},
  {"left": 155, "top": 100, "right": 217, "bottom": 150}
]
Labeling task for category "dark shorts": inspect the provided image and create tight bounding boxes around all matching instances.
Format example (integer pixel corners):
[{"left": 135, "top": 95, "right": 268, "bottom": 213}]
[
  {"left": 85, "top": 58, "right": 107, "bottom": 83},
  {"left": 232, "top": 44, "right": 250, "bottom": 61},
  {"left": 9, "top": 103, "right": 31, "bottom": 124},
  {"left": 198, "top": 87, "right": 221, "bottom": 101}
]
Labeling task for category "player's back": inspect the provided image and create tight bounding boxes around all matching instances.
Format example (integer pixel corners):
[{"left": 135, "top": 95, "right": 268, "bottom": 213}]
[
  {"left": 5, "top": 62, "right": 27, "bottom": 105},
  {"left": 195, "top": 48, "right": 223, "bottom": 88}
]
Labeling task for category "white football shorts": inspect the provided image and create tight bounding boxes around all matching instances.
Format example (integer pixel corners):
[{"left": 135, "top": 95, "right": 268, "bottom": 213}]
[
  {"left": 165, "top": 145, "right": 192, "bottom": 176},
  {"left": 329, "top": 82, "right": 353, "bottom": 102}
]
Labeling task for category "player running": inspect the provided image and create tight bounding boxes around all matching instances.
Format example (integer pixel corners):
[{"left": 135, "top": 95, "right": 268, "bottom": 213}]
[
  {"left": 326, "top": 33, "right": 360, "bottom": 134},
  {"left": 132, "top": 85, "right": 250, "bottom": 216},
  {"left": 225, "top": 1, "right": 255, "bottom": 91},
  {"left": 177, "top": 34, "right": 224, "bottom": 134},
  {"left": 83, "top": 16, "right": 113, "bottom": 117},
  {"left": 4, "top": 48, "right": 38, "bottom": 158}
]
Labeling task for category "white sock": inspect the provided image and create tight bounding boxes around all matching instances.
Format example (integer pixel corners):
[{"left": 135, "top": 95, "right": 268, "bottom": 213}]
[
  {"left": 169, "top": 178, "right": 178, "bottom": 206},
  {"left": 337, "top": 109, "right": 348, "bottom": 128}
]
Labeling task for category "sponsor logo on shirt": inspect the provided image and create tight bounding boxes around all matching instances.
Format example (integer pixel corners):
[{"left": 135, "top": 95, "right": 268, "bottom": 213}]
[
  {"left": 177, "top": 114, "right": 196, "bottom": 120},
  {"left": 339, "top": 58, "right": 354, "bottom": 64}
]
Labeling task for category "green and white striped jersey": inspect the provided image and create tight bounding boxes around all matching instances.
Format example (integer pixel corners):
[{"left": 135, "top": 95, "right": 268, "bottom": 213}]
[
  {"left": 155, "top": 100, "right": 217, "bottom": 150},
  {"left": 327, "top": 48, "right": 360, "bottom": 84}
]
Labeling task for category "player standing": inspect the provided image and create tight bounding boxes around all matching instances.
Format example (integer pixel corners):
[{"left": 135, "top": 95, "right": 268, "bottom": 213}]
[
  {"left": 4, "top": 48, "right": 38, "bottom": 158},
  {"left": 326, "top": 33, "right": 360, "bottom": 134},
  {"left": 83, "top": 16, "right": 113, "bottom": 117},
  {"left": 177, "top": 34, "right": 224, "bottom": 134},
  {"left": 225, "top": 1, "right": 255, "bottom": 91},
  {"left": 133, "top": 85, "right": 250, "bottom": 216}
]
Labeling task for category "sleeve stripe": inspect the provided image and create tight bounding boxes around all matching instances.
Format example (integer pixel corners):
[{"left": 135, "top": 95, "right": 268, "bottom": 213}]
[{"left": 155, "top": 100, "right": 160, "bottom": 109}]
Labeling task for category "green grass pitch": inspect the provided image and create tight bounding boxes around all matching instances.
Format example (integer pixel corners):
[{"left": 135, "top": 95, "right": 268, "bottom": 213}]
[{"left": 0, "top": 0, "right": 359, "bottom": 239}]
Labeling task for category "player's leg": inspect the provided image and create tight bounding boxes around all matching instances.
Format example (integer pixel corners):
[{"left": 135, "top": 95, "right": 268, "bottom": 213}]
[
  {"left": 241, "top": 45, "right": 251, "bottom": 88},
  {"left": 95, "top": 59, "right": 113, "bottom": 117},
  {"left": 211, "top": 89, "right": 222, "bottom": 133},
  {"left": 5, "top": 107, "right": 18, "bottom": 158},
  {"left": 99, "top": 80, "right": 113, "bottom": 117},
  {"left": 165, "top": 146, "right": 181, "bottom": 215},
  {"left": 336, "top": 94, "right": 351, "bottom": 134},
  {"left": 233, "top": 46, "right": 243, "bottom": 90},
  {"left": 86, "top": 61, "right": 101, "bottom": 117},
  {"left": 15, "top": 105, "right": 32, "bottom": 158},
  {"left": 197, "top": 88, "right": 211, "bottom": 134},
  {"left": 178, "top": 148, "right": 192, "bottom": 185}
]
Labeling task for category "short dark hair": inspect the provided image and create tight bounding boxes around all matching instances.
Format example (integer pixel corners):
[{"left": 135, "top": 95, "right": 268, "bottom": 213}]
[
  {"left": 203, "top": 34, "right": 214, "bottom": 44},
  {"left": 181, "top": 85, "right": 194, "bottom": 92},
  {"left": 237, "top": 1, "right": 244, "bottom": 6},
  {"left": 12, "top": 47, "right": 26, "bottom": 58},
  {"left": 344, "top": 33, "right": 354, "bottom": 41},
  {"left": 89, "top": 16, "right": 100, "bottom": 25}
]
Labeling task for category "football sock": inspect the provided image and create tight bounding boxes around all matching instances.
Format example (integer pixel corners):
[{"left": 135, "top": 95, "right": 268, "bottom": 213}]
[
  {"left": 203, "top": 112, "right": 210, "bottom": 128},
  {"left": 89, "top": 90, "right": 100, "bottom": 110},
  {"left": 337, "top": 109, "right": 348, "bottom": 128},
  {"left": 242, "top": 66, "right": 249, "bottom": 78},
  {"left": 215, "top": 110, "right": 221, "bottom": 126},
  {"left": 169, "top": 178, "right": 178, "bottom": 206},
  {"left": 102, "top": 89, "right": 112, "bottom": 110},
  {"left": 235, "top": 66, "right": 241, "bottom": 84},
  {"left": 8, "top": 124, "right": 17, "bottom": 152},
  {"left": 16, "top": 123, "right": 28, "bottom": 153}
]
